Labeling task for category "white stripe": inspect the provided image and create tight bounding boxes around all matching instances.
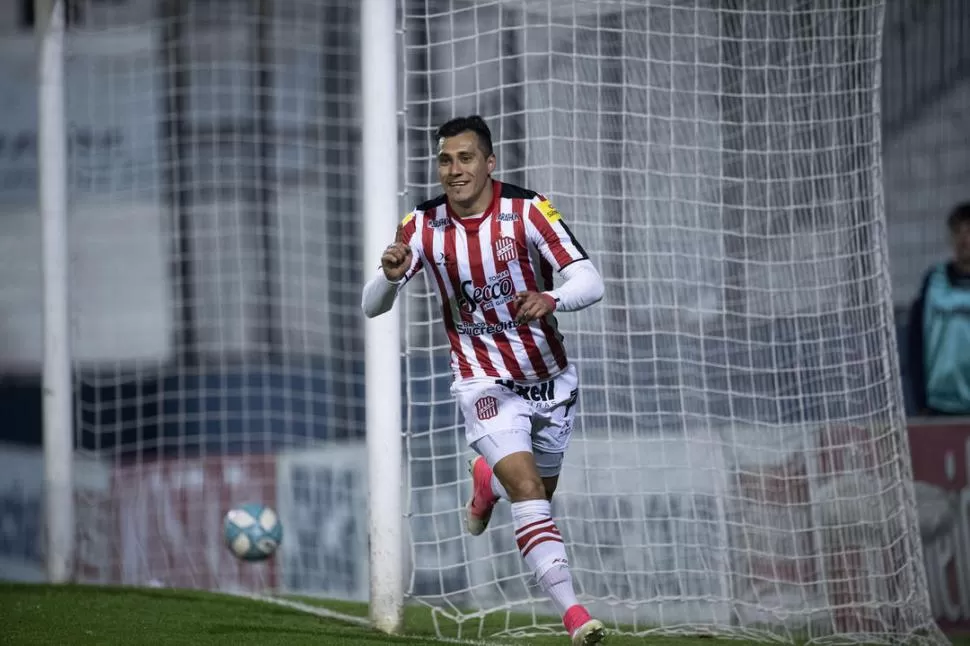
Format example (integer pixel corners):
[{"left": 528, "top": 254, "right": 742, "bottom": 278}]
[
  {"left": 501, "top": 203, "right": 557, "bottom": 377},
  {"left": 451, "top": 225, "right": 489, "bottom": 378},
  {"left": 473, "top": 222, "right": 516, "bottom": 374},
  {"left": 499, "top": 202, "right": 530, "bottom": 296},
  {"left": 515, "top": 198, "right": 562, "bottom": 378},
  {"left": 514, "top": 518, "right": 556, "bottom": 539},
  {"left": 428, "top": 213, "right": 483, "bottom": 378},
  {"left": 519, "top": 531, "right": 564, "bottom": 554}
]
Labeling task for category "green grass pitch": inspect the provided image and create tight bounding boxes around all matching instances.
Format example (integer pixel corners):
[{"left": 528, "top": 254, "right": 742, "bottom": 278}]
[
  {"left": 2, "top": 582, "right": 738, "bottom": 646},
  {"left": 6, "top": 583, "right": 967, "bottom": 646}
]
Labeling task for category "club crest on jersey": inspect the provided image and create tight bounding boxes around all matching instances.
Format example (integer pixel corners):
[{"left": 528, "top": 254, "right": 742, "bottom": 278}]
[
  {"left": 493, "top": 236, "right": 517, "bottom": 263},
  {"left": 475, "top": 395, "right": 499, "bottom": 420}
]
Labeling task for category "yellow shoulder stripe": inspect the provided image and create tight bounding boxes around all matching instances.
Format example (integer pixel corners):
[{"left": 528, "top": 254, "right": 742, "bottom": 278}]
[
  {"left": 537, "top": 199, "right": 561, "bottom": 224},
  {"left": 400, "top": 212, "right": 415, "bottom": 227}
]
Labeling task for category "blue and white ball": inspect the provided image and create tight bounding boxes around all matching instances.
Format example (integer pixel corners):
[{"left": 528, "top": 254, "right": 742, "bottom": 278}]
[{"left": 223, "top": 503, "right": 283, "bottom": 561}]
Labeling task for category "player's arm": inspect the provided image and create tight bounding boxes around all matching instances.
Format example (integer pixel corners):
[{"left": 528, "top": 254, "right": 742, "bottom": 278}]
[
  {"left": 361, "top": 215, "right": 422, "bottom": 318},
  {"left": 515, "top": 196, "right": 604, "bottom": 324}
]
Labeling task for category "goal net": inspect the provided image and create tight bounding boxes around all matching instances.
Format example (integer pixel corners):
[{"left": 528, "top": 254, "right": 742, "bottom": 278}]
[
  {"left": 401, "top": 0, "right": 941, "bottom": 643},
  {"left": 3, "top": 0, "right": 942, "bottom": 644},
  {"left": 3, "top": 0, "right": 371, "bottom": 599}
]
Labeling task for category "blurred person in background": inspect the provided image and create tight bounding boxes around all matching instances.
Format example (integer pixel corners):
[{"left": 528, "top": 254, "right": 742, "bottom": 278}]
[{"left": 908, "top": 202, "right": 970, "bottom": 416}]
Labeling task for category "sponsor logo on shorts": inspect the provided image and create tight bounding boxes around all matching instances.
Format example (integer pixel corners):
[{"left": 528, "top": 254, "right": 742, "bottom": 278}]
[
  {"left": 475, "top": 395, "right": 499, "bottom": 420},
  {"left": 557, "top": 419, "right": 573, "bottom": 438},
  {"left": 495, "top": 378, "right": 556, "bottom": 402}
]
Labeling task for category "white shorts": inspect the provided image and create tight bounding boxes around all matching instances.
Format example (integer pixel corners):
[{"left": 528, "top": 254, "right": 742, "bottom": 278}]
[{"left": 452, "top": 364, "right": 579, "bottom": 478}]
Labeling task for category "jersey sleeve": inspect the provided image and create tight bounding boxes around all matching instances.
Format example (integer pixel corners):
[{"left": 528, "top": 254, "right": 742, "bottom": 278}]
[
  {"left": 394, "top": 211, "right": 423, "bottom": 283},
  {"left": 525, "top": 195, "right": 589, "bottom": 271}
]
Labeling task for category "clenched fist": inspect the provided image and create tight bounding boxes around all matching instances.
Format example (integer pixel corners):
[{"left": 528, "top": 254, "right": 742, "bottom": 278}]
[
  {"left": 381, "top": 225, "right": 413, "bottom": 282},
  {"left": 513, "top": 291, "right": 557, "bottom": 324}
]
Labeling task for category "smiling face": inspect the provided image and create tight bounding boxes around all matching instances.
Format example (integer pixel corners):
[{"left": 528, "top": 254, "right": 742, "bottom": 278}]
[{"left": 437, "top": 130, "right": 496, "bottom": 217}]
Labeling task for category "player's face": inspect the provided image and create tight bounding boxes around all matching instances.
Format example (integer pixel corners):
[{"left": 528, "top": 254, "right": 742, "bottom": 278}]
[
  {"left": 437, "top": 131, "right": 495, "bottom": 212},
  {"left": 953, "top": 221, "right": 970, "bottom": 266}
]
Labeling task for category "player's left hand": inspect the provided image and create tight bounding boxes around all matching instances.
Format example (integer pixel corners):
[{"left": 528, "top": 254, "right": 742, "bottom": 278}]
[{"left": 513, "top": 291, "right": 556, "bottom": 325}]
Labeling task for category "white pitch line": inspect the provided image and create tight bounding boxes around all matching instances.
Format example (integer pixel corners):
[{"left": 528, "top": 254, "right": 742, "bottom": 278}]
[{"left": 236, "top": 593, "right": 518, "bottom": 646}]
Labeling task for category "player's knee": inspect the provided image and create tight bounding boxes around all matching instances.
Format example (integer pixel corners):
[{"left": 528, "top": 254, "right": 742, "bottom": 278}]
[
  {"left": 506, "top": 476, "right": 546, "bottom": 501},
  {"left": 492, "top": 451, "right": 545, "bottom": 501}
]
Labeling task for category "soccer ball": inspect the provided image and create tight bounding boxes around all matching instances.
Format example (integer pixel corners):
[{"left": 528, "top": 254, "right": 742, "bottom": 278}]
[{"left": 223, "top": 503, "right": 283, "bottom": 561}]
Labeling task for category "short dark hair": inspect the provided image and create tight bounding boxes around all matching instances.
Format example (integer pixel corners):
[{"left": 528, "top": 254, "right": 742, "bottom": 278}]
[
  {"left": 434, "top": 115, "right": 494, "bottom": 157},
  {"left": 948, "top": 203, "right": 970, "bottom": 231}
]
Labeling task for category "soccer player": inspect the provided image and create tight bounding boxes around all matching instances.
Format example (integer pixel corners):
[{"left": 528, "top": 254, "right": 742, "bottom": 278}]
[{"left": 362, "top": 116, "right": 606, "bottom": 645}]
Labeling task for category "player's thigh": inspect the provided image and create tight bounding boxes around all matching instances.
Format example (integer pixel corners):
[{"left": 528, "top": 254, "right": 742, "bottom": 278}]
[
  {"left": 470, "top": 429, "right": 533, "bottom": 471},
  {"left": 470, "top": 429, "right": 547, "bottom": 501},
  {"left": 456, "top": 386, "right": 545, "bottom": 500}
]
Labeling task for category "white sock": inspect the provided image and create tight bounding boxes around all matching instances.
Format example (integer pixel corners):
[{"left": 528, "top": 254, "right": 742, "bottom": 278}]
[
  {"left": 538, "top": 560, "right": 580, "bottom": 615},
  {"left": 490, "top": 474, "right": 509, "bottom": 500},
  {"left": 511, "top": 499, "right": 578, "bottom": 616}
]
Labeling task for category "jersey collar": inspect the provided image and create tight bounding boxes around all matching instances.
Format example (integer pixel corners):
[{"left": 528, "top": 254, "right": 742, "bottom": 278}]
[{"left": 447, "top": 179, "right": 502, "bottom": 231}]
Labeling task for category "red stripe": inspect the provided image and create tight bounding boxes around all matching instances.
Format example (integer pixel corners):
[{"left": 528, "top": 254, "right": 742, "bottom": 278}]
[
  {"left": 423, "top": 209, "right": 473, "bottom": 378},
  {"left": 515, "top": 517, "right": 563, "bottom": 557},
  {"left": 400, "top": 216, "right": 418, "bottom": 245},
  {"left": 486, "top": 213, "right": 528, "bottom": 381},
  {"left": 444, "top": 225, "right": 495, "bottom": 375},
  {"left": 400, "top": 216, "right": 423, "bottom": 277},
  {"left": 512, "top": 202, "right": 553, "bottom": 379},
  {"left": 515, "top": 523, "right": 561, "bottom": 552},
  {"left": 514, "top": 517, "right": 555, "bottom": 538},
  {"left": 529, "top": 203, "right": 575, "bottom": 268},
  {"left": 521, "top": 535, "right": 563, "bottom": 559}
]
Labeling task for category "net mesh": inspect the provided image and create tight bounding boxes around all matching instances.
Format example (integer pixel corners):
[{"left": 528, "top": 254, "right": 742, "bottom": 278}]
[
  {"left": 401, "top": 1, "right": 941, "bottom": 643},
  {"left": 0, "top": 0, "right": 943, "bottom": 643},
  {"left": 10, "top": 0, "right": 371, "bottom": 599}
]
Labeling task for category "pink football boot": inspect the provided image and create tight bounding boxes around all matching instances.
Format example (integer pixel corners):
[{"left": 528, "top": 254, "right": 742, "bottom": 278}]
[
  {"left": 564, "top": 605, "right": 606, "bottom": 645},
  {"left": 465, "top": 456, "right": 499, "bottom": 536}
]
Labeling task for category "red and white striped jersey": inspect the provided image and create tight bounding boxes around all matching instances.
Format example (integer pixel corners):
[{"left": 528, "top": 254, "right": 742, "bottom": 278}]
[{"left": 397, "top": 180, "right": 589, "bottom": 382}]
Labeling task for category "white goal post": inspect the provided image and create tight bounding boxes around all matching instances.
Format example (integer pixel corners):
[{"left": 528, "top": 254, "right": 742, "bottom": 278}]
[
  {"left": 20, "top": 0, "right": 945, "bottom": 644},
  {"left": 36, "top": 0, "right": 73, "bottom": 586},
  {"left": 361, "top": 0, "right": 403, "bottom": 634}
]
